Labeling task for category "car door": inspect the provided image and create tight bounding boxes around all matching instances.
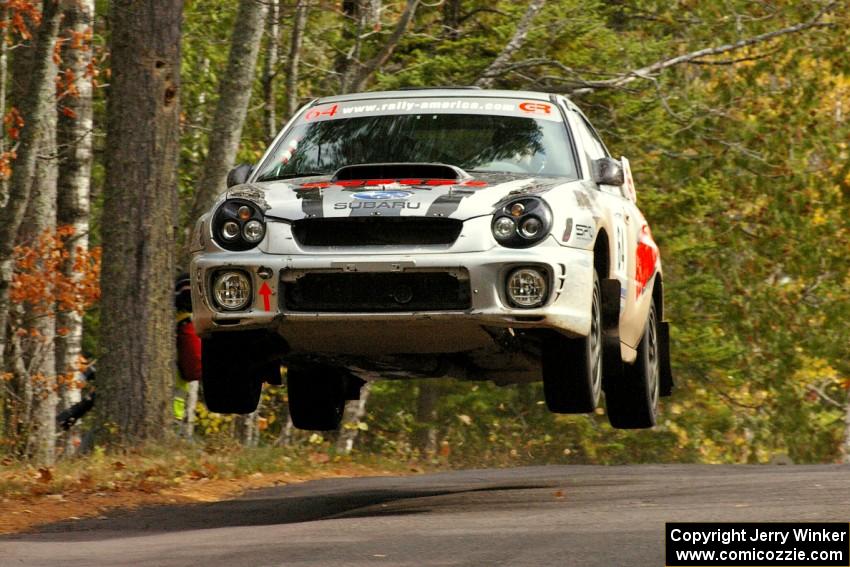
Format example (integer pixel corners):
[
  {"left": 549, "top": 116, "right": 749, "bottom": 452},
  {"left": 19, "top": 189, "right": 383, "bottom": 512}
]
[{"left": 567, "top": 109, "right": 648, "bottom": 350}]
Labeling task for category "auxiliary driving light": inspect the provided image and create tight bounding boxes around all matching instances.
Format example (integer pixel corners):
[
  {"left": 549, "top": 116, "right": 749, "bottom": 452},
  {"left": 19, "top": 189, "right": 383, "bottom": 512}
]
[
  {"left": 493, "top": 217, "right": 516, "bottom": 239},
  {"left": 519, "top": 217, "right": 542, "bottom": 238},
  {"left": 243, "top": 219, "right": 265, "bottom": 243},
  {"left": 222, "top": 221, "right": 240, "bottom": 240},
  {"left": 506, "top": 268, "right": 548, "bottom": 308},
  {"left": 212, "top": 271, "right": 252, "bottom": 311}
]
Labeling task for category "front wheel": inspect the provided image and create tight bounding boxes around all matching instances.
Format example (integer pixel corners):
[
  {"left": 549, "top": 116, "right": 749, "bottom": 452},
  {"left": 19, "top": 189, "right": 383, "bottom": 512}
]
[
  {"left": 287, "top": 367, "right": 346, "bottom": 431},
  {"left": 605, "top": 299, "right": 660, "bottom": 429},
  {"left": 542, "top": 270, "right": 603, "bottom": 413},
  {"left": 201, "top": 338, "right": 263, "bottom": 414}
]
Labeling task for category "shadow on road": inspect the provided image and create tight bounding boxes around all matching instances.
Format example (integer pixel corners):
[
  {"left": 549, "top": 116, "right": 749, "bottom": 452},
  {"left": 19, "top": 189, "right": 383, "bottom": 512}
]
[{"left": 7, "top": 479, "right": 554, "bottom": 542}]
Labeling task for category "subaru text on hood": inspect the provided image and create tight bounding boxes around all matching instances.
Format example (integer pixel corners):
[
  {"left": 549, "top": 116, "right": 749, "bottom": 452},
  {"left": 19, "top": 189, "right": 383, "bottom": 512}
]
[{"left": 189, "top": 88, "right": 674, "bottom": 430}]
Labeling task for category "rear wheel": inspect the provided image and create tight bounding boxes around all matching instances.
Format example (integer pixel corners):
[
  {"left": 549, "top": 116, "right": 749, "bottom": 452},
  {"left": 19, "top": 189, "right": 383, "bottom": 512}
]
[
  {"left": 201, "top": 339, "right": 263, "bottom": 414},
  {"left": 287, "top": 367, "right": 346, "bottom": 431},
  {"left": 605, "top": 299, "right": 660, "bottom": 429},
  {"left": 543, "top": 270, "right": 603, "bottom": 413}
]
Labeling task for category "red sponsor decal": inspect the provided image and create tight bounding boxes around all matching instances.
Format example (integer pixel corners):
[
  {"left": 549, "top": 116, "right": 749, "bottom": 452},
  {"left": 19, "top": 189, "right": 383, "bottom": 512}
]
[
  {"left": 298, "top": 181, "right": 331, "bottom": 189},
  {"left": 634, "top": 225, "right": 658, "bottom": 298},
  {"left": 519, "top": 101, "right": 551, "bottom": 115},
  {"left": 425, "top": 179, "right": 457, "bottom": 186},
  {"left": 365, "top": 179, "right": 397, "bottom": 186},
  {"left": 462, "top": 180, "right": 488, "bottom": 187},
  {"left": 303, "top": 104, "right": 339, "bottom": 121},
  {"left": 398, "top": 179, "right": 423, "bottom": 185},
  {"left": 335, "top": 180, "right": 365, "bottom": 187}
]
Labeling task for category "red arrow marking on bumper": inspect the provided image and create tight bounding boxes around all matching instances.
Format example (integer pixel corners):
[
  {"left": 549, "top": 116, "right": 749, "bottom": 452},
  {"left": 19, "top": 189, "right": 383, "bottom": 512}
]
[{"left": 259, "top": 282, "right": 272, "bottom": 311}]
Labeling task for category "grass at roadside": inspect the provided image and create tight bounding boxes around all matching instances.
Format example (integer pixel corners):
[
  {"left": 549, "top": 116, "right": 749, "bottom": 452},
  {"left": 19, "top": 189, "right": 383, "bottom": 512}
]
[{"left": 0, "top": 441, "right": 417, "bottom": 534}]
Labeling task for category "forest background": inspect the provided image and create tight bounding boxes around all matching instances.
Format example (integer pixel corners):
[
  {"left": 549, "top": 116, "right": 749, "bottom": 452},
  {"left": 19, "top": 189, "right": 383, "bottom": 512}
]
[{"left": 0, "top": 0, "right": 848, "bottom": 472}]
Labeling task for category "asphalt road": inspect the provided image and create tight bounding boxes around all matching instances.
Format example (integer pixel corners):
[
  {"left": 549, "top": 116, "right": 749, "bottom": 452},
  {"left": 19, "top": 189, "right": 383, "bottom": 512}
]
[{"left": 2, "top": 465, "right": 849, "bottom": 566}]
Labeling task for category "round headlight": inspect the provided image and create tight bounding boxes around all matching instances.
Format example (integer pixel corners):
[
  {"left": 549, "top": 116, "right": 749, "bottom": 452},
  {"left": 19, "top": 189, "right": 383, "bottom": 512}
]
[
  {"left": 493, "top": 217, "right": 516, "bottom": 239},
  {"left": 520, "top": 217, "right": 542, "bottom": 238},
  {"left": 506, "top": 268, "right": 548, "bottom": 308},
  {"left": 243, "top": 220, "right": 265, "bottom": 243},
  {"left": 222, "top": 221, "right": 240, "bottom": 240},
  {"left": 212, "top": 271, "right": 252, "bottom": 311}
]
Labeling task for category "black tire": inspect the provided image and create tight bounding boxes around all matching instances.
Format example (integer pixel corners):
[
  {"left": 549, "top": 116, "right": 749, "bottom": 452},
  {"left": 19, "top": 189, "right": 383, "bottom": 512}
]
[
  {"left": 287, "top": 367, "right": 346, "bottom": 431},
  {"left": 201, "top": 338, "right": 263, "bottom": 414},
  {"left": 605, "top": 299, "right": 660, "bottom": 429},
  {"left": 543, "top": 270, "right": 603, "bottom": 413}
]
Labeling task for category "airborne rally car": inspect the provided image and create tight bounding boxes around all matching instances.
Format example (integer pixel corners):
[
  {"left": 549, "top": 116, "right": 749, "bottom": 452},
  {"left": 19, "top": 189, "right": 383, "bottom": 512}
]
[{"left": 189, "top": 88, "right": 673, "bottom": 430}]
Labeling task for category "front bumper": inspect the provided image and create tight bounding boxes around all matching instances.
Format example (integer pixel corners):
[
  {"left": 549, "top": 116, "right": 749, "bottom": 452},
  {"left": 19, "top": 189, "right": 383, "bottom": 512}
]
[{"left": 190, "top": 242, "right": 594, "bottom": 355}]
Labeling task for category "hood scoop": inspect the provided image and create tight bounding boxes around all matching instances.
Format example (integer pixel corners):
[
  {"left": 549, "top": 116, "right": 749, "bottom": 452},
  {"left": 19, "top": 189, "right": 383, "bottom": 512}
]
[{"left": 332, "top": 163, "right": 469, "bottom": 183}]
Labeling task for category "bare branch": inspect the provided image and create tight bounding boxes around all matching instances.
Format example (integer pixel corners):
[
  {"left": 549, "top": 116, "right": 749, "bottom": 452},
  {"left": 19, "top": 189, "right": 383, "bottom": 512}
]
[
  {"left": 567, "top": 2, "right": 837, "bottom": 95},
  {"left": 475, "top": 0, "right": 547, "bottom": 88},
  {"left": 808, "top": 382, "right": 844, "bottom": 410}
]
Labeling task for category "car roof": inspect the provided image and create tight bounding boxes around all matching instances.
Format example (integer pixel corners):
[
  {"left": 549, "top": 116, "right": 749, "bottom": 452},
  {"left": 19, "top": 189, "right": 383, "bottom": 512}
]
[{"left": 314, "top": 88, "right": 571, "bottom": 106}]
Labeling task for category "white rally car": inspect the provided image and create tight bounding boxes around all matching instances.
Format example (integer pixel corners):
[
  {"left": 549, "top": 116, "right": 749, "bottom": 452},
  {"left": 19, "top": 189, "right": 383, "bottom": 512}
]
[{"left": 189, "top": 88, "right": 673, "bottom": 430}]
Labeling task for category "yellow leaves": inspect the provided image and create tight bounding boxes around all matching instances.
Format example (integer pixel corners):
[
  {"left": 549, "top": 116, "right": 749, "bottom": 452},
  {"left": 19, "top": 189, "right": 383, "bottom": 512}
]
[
  {"left": 457, "top": 414, "right": 472, "bottom": 425},
  {"left": 792, "top": 356, "right": 841, "bottom": 387}
]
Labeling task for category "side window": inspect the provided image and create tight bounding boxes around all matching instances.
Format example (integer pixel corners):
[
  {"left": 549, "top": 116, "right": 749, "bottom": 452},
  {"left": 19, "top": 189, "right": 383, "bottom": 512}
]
[{"left": 573, "top": 112, "right": 608, "bottom": 162}]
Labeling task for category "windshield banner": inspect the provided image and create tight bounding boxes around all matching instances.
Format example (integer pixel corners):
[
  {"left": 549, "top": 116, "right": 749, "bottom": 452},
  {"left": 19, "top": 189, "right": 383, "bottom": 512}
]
[{"left": 298, "top": 97, "right": 564, "bottom": 124}]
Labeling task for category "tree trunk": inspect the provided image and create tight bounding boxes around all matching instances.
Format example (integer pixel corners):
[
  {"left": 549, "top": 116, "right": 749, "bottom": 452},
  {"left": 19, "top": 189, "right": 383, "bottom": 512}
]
[
  {"left": 56, "top": 0, "right": 94, "bottom": 456},
  {"left": 182, "top": 380, "right": 198, "bottom": 439},
  {"left": 843, "top": 388, "right": 850, "bottom": 464},
  {"left": 442, "top": 0, "right": 461, "bottom": 39},
  {"left": 0, "top": 6, "right": 9, "bottom": 205},
  {"left": 188, "top": 0, "right": 268, "bottom": 227},
  {"left": 335, "top": 383, "right": 371, "bottom": 455},
  {"left": 0, "top": 0, "right": 63, "bottom": 364},
  {"left": 97, "top": 0, "right": 183, "bottom": 445},
  {"left": 414, "top": 380, "right": 439, "bottom": 457},
  {"left": 284, "top": 0, "right": 308, "bottom": 117},
  {"left": 262, "top": 0, "right": 280, "bottom": 141},
  {"left": 19, "top": 96, "right": 58, "bottom": 464},
  {"left": 348, "top": 0, "right": 419, "bottom": 94}
]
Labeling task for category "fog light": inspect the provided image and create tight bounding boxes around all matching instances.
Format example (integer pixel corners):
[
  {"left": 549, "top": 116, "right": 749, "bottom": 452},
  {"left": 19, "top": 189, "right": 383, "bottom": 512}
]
[
  {"left": 213, "top": 271, "right": 252, "bottom": 311},
  {"left": 506, "top": 268, "right": 548, "bottom": 308}
]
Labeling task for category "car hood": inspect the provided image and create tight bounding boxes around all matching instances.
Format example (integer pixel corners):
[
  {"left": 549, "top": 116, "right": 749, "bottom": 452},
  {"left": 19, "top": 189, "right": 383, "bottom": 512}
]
[{"left": 226, "top": 172, "right": 577, "bottom": 222}]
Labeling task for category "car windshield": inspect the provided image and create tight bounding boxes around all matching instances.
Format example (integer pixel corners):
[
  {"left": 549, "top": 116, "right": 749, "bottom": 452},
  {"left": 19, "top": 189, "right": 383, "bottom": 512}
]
[{"left": 255, "top": 107, "right": 577, "bottom": 181}]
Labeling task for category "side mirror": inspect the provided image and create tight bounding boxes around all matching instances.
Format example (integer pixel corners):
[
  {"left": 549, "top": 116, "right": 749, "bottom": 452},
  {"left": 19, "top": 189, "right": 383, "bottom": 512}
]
[
  {"left": 592, "top": 157, "right": 624, "bottom": 186},
  {"left": 226, "top": 164, "right": 253, "bottom": 188}
]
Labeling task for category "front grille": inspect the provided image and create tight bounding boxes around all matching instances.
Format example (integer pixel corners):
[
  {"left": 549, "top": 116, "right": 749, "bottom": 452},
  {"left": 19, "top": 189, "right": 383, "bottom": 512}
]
[
  {"left": 284, "top": 272, "right": 471, "bottom": 312},
  {"left": 291, "top": 218, "right": 462, "bottom": 247}
]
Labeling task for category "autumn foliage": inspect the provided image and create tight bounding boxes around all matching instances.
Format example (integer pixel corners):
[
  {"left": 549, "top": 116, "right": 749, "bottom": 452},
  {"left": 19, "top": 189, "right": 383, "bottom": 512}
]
[{"left": 9, "top": 226, "right": 100, "bottom": 320}]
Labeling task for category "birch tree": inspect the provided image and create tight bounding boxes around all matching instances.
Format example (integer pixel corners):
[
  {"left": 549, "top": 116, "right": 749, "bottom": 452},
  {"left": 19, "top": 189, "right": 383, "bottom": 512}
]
[{"left": 55, "top": 0, "right": 94, "bottom": 453}]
